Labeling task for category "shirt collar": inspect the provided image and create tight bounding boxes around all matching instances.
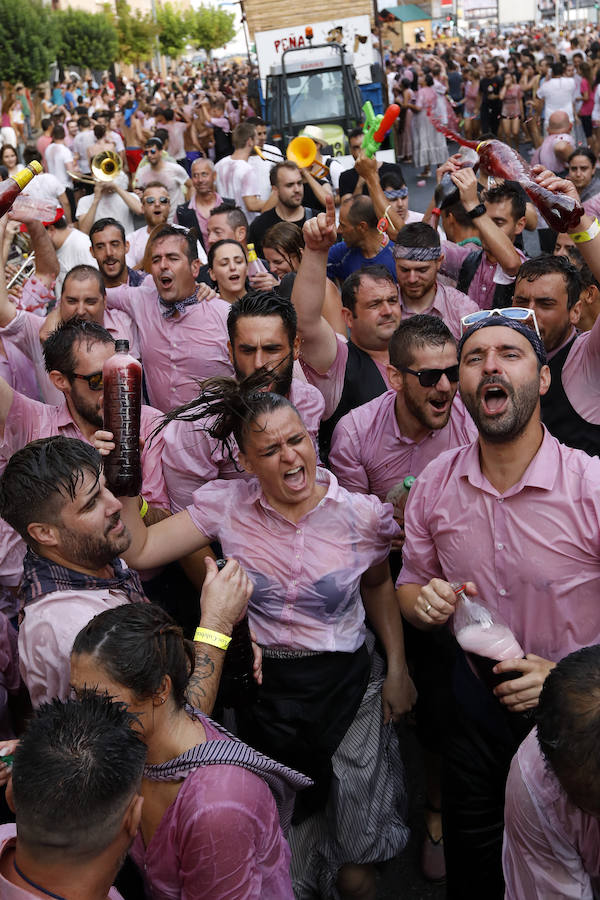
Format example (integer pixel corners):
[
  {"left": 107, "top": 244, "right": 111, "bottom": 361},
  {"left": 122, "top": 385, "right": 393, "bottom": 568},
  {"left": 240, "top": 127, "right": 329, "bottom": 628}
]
[
  {"left": 251, "top": 466, "right": 345, "bottom": 522},
  {"left": 455, "top": 426, "right": 558, "bottom": 496}
]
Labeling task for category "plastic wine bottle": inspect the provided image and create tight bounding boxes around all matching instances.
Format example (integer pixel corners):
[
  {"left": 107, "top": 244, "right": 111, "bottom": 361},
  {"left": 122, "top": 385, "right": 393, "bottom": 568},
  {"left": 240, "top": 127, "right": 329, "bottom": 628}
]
[
  {"left": 435, "top": 146, "right": 480, "bottom": 211},
  {"left": 0, "top": 161, "right": 43, "bottom": 218},
  {"left": 429, "top": 120, "right": 583, "bottom": 231},
  {"left": 247, "top": 243, "right": 268, "bottom": 278},
  {"left": 102, "top": 340, "right": 142, "bottom": 497},
  {"left": 215, "top": 559, "right": 257, "bottom": 709},
  {"left": 386, "top": 475, "right": 416, "bottom": 521}
]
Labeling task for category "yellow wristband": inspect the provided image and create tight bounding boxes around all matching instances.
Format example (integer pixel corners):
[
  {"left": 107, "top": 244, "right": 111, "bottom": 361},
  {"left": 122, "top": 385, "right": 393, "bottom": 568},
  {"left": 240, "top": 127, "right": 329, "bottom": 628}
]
[
  {"left": 570, "top": 217, "right": 600, "bottom": 243},
  {"left": 194, "top": 627, "right": 231, "bottom": 650},
  {"left": 139, "top": 497, "right": 149, "bottom": 519}
]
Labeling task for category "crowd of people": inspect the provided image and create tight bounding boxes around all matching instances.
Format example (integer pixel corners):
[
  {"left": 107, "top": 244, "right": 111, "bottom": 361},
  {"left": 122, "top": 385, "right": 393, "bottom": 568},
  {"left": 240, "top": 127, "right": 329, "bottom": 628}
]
[{"left": 0, "top": 24, "right": 598, "bottom": 900}]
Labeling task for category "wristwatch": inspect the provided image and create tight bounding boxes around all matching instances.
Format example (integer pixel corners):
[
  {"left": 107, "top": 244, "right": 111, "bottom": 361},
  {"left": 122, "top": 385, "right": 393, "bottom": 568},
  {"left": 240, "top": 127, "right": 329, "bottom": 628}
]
[{"left": 467, "top": 203, "right": 487, "bottom": 219}]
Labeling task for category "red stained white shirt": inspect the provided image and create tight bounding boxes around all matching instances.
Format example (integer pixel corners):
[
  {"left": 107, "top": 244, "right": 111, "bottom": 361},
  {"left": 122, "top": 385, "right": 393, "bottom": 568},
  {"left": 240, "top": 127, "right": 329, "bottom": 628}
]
[
  {"left": 105, "top": 279, "right": 234, "bottom": 412},
  {"left": 187, "top": 468, "right": 399, "bottom": 652},
  {"left": 329, "top": 390, "right": 476, "bottom": 499},
  {"left": 397, "top": 428, "right": 600, "bottom": 661}
]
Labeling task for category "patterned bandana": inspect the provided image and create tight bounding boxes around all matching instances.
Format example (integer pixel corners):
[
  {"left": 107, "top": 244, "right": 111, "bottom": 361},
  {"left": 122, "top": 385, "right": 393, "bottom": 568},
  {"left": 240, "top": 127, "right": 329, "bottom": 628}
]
[
  {"left": 392, "top": 244, "right": 442, "bottom": 261},
  {"left": 19, "top": 548, "right": 147, "bottom": 611},
  {"left": 457, "top": 318, "right": 547, "bottom": 366},
  {"left": 159, "top": 292, "right": 198, "bottom": 319},
  {"left": 384, "top": 187, "right": 408, "bottom": 199}
]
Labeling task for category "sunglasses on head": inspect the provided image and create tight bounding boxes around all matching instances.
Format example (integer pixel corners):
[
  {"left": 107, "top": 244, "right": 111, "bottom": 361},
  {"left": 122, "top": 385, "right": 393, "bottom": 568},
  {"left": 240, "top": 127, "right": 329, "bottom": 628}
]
[
  {"left": 73, "top": 371, "right": 103, "bottom": 391},
  {"left": 399, "top": 364, "right": 459, "bottom": 387},
  {"left": 144, "top": 196, "right": 169, "bottom": 205},
  {"left": 460, "top": 307, "right": 541, "bottom": 338}
]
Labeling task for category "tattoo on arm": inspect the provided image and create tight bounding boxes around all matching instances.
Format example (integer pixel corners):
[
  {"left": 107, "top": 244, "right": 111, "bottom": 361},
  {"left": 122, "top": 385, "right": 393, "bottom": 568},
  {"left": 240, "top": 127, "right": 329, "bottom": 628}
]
[{"left": 186, "top": 646, "right": 222, "bottom": 715}]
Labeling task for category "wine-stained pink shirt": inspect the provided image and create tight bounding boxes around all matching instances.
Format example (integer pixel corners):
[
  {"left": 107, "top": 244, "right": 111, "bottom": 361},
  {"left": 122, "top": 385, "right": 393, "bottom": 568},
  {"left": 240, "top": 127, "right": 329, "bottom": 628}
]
[
  {"left": 329, "top": 390, "right": 476, "bottom": 499},
  {"left": 503, "top": 729, "right": 600, "bottom": 899},
  {"left": 0, "top": 392, "right": 168, "bottom": 510},
  {"left": 130, "top": 718, "right": 293, "bottom": 900},
  {"left": 399, "top": 282, "right": 479, "bottom": 340},
  {"left": 300, "top": 335, "right": 392, "bottom": 422},
  {"left": 546, "top": 318, "right": 600, "bottom": 425},
  {"left": 163, "top": 379, "right": 326, "bottom": 512},
  {"left": 397, "top": 429, "right": 600, "bottom": 661},
  {"left": 187, "top": 468, "right": 398, "bottom": 651},
  {"left": 440, "top": 240, "right": 527, "bottom": 310},
  {"left": 105, "top": 279, "right": 234, "bottom": 412},
  {"left": 0, "top": 825, "right": 124, "bottom": 899},
  {"left": 0, "top": 306, "right": 139, "bottom": 405},
  {"left": 19, "top": 584, "right": 132, "bottom": 707}
]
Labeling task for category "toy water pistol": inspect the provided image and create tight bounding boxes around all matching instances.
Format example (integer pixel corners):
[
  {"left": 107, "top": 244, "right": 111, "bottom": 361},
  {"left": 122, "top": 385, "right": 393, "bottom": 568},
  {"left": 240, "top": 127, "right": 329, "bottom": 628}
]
[{"left": 361, "top": 102, "right": 401, "bottom": 158}]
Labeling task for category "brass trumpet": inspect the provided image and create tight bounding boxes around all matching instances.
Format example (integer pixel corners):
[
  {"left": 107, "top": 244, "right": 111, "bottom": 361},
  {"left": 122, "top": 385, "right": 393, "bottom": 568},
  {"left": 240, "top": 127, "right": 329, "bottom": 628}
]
[
  {"left": 254, "top": 138, "right": 330, "bottom": 179},
  {"left": 68, "top": 150, "right": 123, "bottom": 185}
]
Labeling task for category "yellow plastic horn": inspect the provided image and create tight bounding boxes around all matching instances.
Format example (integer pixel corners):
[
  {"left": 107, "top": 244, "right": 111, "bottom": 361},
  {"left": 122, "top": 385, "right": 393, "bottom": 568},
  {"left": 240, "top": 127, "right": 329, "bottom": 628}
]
[{"left": 286, "top": 136, "right": 329, "bottom": 179}]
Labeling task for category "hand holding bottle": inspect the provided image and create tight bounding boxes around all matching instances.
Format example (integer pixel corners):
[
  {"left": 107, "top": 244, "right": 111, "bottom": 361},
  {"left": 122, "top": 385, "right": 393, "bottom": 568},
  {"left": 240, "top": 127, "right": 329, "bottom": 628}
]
[
  {"left": 414, "top": 578, "right": 476, "bottom": 626},
  {"left": 493, "top": 655, "right": 556, "bottom": 712}
]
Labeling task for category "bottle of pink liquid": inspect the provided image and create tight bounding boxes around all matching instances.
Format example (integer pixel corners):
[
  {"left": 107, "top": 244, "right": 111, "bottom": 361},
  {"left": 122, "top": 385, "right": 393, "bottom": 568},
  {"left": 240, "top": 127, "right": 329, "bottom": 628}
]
[
  {"left": 452, "top": 584, "right": 524, "bottom": 691},
  {"left": 103, "top": 340, "right": 142, "bottom": 497}
]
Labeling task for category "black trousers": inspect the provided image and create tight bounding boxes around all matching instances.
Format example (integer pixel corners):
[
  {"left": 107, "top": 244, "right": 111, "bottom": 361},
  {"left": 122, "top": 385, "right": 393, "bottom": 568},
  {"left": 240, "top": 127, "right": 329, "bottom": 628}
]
[{"left": 442, "top": 654, "right": 534, "bottom": 900}]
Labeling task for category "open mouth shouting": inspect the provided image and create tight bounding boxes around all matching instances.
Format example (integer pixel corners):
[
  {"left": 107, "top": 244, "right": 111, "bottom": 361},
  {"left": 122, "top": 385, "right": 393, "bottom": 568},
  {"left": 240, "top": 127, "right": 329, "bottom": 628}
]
[
  {"left": 480, "top": 382, "right": 510, "bottom": 417},
  {"left": 283, "top": 465, "right": 306, "bottom": 491}
]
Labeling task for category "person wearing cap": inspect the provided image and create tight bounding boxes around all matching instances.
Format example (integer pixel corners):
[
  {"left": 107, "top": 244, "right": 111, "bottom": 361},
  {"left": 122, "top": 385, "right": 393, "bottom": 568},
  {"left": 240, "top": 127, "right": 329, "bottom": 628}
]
[
  {"left": 396, "top": 309, "right": 600, "bottom": 900},
  {"left": 133, "top": 137, "right": 190, "bottom": 222}
]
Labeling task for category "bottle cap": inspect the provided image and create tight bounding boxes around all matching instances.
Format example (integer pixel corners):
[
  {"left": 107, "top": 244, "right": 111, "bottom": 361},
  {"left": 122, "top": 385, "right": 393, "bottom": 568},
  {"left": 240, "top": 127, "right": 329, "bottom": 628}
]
[
  {"left": 27, "top": 160, "right": 43, "bottom": 175},
  {"left": 247, "top": 243, "right": 255, "bottom": 251},
  {"left": 403, "top": 475, "right": 416, "bottom": 490},
  {"left": 115, "top": 339, "right": 129, "bottom": 352}
]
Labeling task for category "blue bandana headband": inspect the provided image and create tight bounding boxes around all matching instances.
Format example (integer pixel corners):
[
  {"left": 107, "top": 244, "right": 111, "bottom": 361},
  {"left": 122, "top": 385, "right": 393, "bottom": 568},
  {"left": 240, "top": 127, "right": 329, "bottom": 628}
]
[{"left": 457, "top": 317, "right": 547, "bottom": 366}]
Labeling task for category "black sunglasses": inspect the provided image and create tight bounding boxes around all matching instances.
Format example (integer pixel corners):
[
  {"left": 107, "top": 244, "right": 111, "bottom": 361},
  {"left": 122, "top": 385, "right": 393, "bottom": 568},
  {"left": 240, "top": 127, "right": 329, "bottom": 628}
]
[
  {"left": 144, "top": 196, "right": 169, "bottom": 205},
  {"left": 400, "top": 365, "right": 459, "bottom": 387},
  {"left": 73, "top": 371, "right": 103, "bottom": 391}
]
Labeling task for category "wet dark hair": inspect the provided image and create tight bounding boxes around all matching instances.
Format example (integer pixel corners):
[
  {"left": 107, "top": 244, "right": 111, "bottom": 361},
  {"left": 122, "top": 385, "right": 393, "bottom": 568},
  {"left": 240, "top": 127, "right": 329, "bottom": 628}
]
[
  {"left": 396, "top": 221, "right": 440, "bottom": 249},
  {"left": 12, "top": 694, "right": 146, "bottom": 859},
  {"left": 568, "top": 146, "right": 597, "bottom": 168},
  {"left": 484, "top": 183, "right": 526, "bottom": 221},
  {"left": 158, "top": 368, "right": 299, "bottom": 463},
  {"left": 61, "top": 264, "right": 106, "bottom": 298},
  {"left": 389, "top": 314, "right": 455, "bottom": 369},
  {"left": 0, "top": 436, "right": 101, "bottom": 546},
  {"left": 228, "top": 289, "right": 297, "bottom": 347},
  {"left": 72, "top": 604, "right": 195, "bottom": 710},
  {"left": 516, "top": 255, "right": 582, "bottom": 310},
  {"left": 90, "top": 217, "right": 126, "bottom": 243},
  {"left": 262, "top": 221, "right": 304, "bottom": 271},
  {"left": 149, "top": 224, "right": 198, "bottom": 262},
  {"left": 536, "top": 644, "right": 600, "bottom": 815},
  {"left": 43, "top": 316, "right": 114, "bottom": 379}
]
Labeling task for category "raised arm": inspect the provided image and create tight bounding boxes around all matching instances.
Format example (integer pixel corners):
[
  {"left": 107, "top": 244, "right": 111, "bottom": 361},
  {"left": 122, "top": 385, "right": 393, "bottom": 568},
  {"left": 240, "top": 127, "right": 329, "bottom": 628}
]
[
  {"left": 355, "top": 152, "right": 402, "bottom": 242},
  {"left": 8, "top": 208, "right": 60, "bottom": 285},
  {"left": 452, "top": 168, "right": 523, "bottom": 276},
  {"left": 534, "top": 167, "right": 600, "bottom": 278},
  {"left": 292, "top": 194, "right": 340, "bottom": 373}
]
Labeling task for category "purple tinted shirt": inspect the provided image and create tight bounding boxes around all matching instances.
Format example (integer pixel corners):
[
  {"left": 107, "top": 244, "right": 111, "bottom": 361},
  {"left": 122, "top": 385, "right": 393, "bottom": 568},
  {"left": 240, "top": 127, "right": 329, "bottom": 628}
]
[
  {"left": 300, "top": 335, "right": 392, "bottom": 421},
  {"left": 187, "top": 468, "right": 399, "bottom": 651},
  {"left": 163, "top": 379, "right": 325, "bottom": 512},
  {"left": 399, "top": 282, "right": 479, "bottom": 339},
  {"left": 130, "top": 717, "right": 293, "bottom": 900},
  {"left": 503, "top": 729, "right": 600, "bottom": 899},
  {"left": 397, "top": 429, "right": 600, "bottom": 660},
  {"left": 0, "top": 825, "right": 124, "bottom": 899},
  {"left": 105, "top": 279, "right": 234, "bottom": 412},
  {"left": 440, "top": 241, "right": 527, "bottom": 310},
  {"left": 329, "top": 390, "right": 476, "bottom": 499}
]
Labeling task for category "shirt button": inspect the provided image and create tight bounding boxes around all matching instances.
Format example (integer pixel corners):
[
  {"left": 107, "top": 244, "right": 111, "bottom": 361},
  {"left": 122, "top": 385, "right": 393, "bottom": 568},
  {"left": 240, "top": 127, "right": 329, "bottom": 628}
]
[
  {"left": 296, "top": 529, "right": 302, "bottom": 535},
  {"left": 498, "top": 498, "right": 504, "bottom": 503},
  {"left": 499, "top": 589, "right": 506, "bottom": 596},
  {"left": 497, "top": 543, "right": 504, "bottom": 550}
]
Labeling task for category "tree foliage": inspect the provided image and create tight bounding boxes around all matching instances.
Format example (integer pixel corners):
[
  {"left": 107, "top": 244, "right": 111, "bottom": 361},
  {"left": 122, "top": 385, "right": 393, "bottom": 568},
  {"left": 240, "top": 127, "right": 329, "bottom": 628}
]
[
  {"left": 55, "top": 9, "right": 118, "bottom": 71},
  {"left": 111, "top": 0, "right": 157, "bottom": 66},
  {"left": 0, "top": 0, "right": 58, "bottom": 86},
  {"left": 186, "top": 5, "right": 235, "bottom": 57},
  {"left": 156, "top": 2, "right": 188, "bottom": 59}
]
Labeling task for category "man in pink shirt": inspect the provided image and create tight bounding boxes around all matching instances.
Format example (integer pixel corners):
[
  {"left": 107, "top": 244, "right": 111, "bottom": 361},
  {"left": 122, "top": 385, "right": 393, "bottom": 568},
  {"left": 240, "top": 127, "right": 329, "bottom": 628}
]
[
  {"left": 0, "top": 435, "right": 252, "bottom": 708},
  {"left": 393, "top": 222, "right": 479, "bottom": 339},
  {"left": 438, "top": 174, "right": 528, "bottom": 310},
  {"left": 104, "top": 224, "right": 234, "bottom": 412},
  {"left": 0, "top": 694, "right": 144, "bottom": 900},
  {"left": 503, "top": 645, "right": 600, "bottom": 899},
  {"left": 397, "top": 314, "right": 600, "bottom": 899},
  {"left": 512, "top": 254, "right": 600, "bottom": 455},
  {"left": 330, "top": 315, "right": 476, "bottom": 501},
  {"left": 163, "top": 291, "right": 325, "bottom": 512}
]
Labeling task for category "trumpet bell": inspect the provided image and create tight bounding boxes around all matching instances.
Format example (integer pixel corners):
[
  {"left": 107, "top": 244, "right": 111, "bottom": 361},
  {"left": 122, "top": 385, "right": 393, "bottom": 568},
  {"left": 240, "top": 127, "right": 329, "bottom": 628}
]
[
  {"left": 91, "top": 150, "right": 122, "bottom": 182},
  {"left": 286, "top": 136, "right": 329, "bottom": 179}
]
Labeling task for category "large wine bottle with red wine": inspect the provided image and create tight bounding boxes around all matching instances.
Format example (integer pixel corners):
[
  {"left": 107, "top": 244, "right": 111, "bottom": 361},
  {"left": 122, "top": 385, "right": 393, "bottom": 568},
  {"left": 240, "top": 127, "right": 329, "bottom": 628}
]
[{"left": 103, "top": 340, "right": 142, "bottom": 497}]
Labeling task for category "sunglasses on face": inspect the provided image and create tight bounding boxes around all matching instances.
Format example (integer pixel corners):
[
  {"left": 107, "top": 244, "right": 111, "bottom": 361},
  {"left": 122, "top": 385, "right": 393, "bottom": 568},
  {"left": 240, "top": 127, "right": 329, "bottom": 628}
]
[
  {"left": 144, "top": 196, "right": 169, "bottom": 205},
  {"left": 145, "top": 148, "right": 159, "bottom": 155},
  {"left": 399, "top": 364, "right": 459, "bottom": 387},
  {"left": 460, "top": 307, "right": 541, "bottom": 338},
  {"left": 73, "top": 371, "right": 103, "bottom": 391}
]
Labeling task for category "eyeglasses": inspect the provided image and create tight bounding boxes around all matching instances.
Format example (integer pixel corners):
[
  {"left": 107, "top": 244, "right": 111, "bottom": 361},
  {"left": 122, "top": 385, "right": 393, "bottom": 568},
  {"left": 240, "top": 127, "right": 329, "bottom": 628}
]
[
  {"left": 144, "top": 196, "right": 169, "bottom": 205},
  {"left": 145, "top": 148, "right": 159, "bottom": 155},
  {"left": 73, "top": 371, "right": 103, "bottom": 391},
  {"left": 399, "top": 364, "right": 459, "bottom": 387},
  {"left": 460, "top": 307, "right": 541, "bottom": 338}
]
